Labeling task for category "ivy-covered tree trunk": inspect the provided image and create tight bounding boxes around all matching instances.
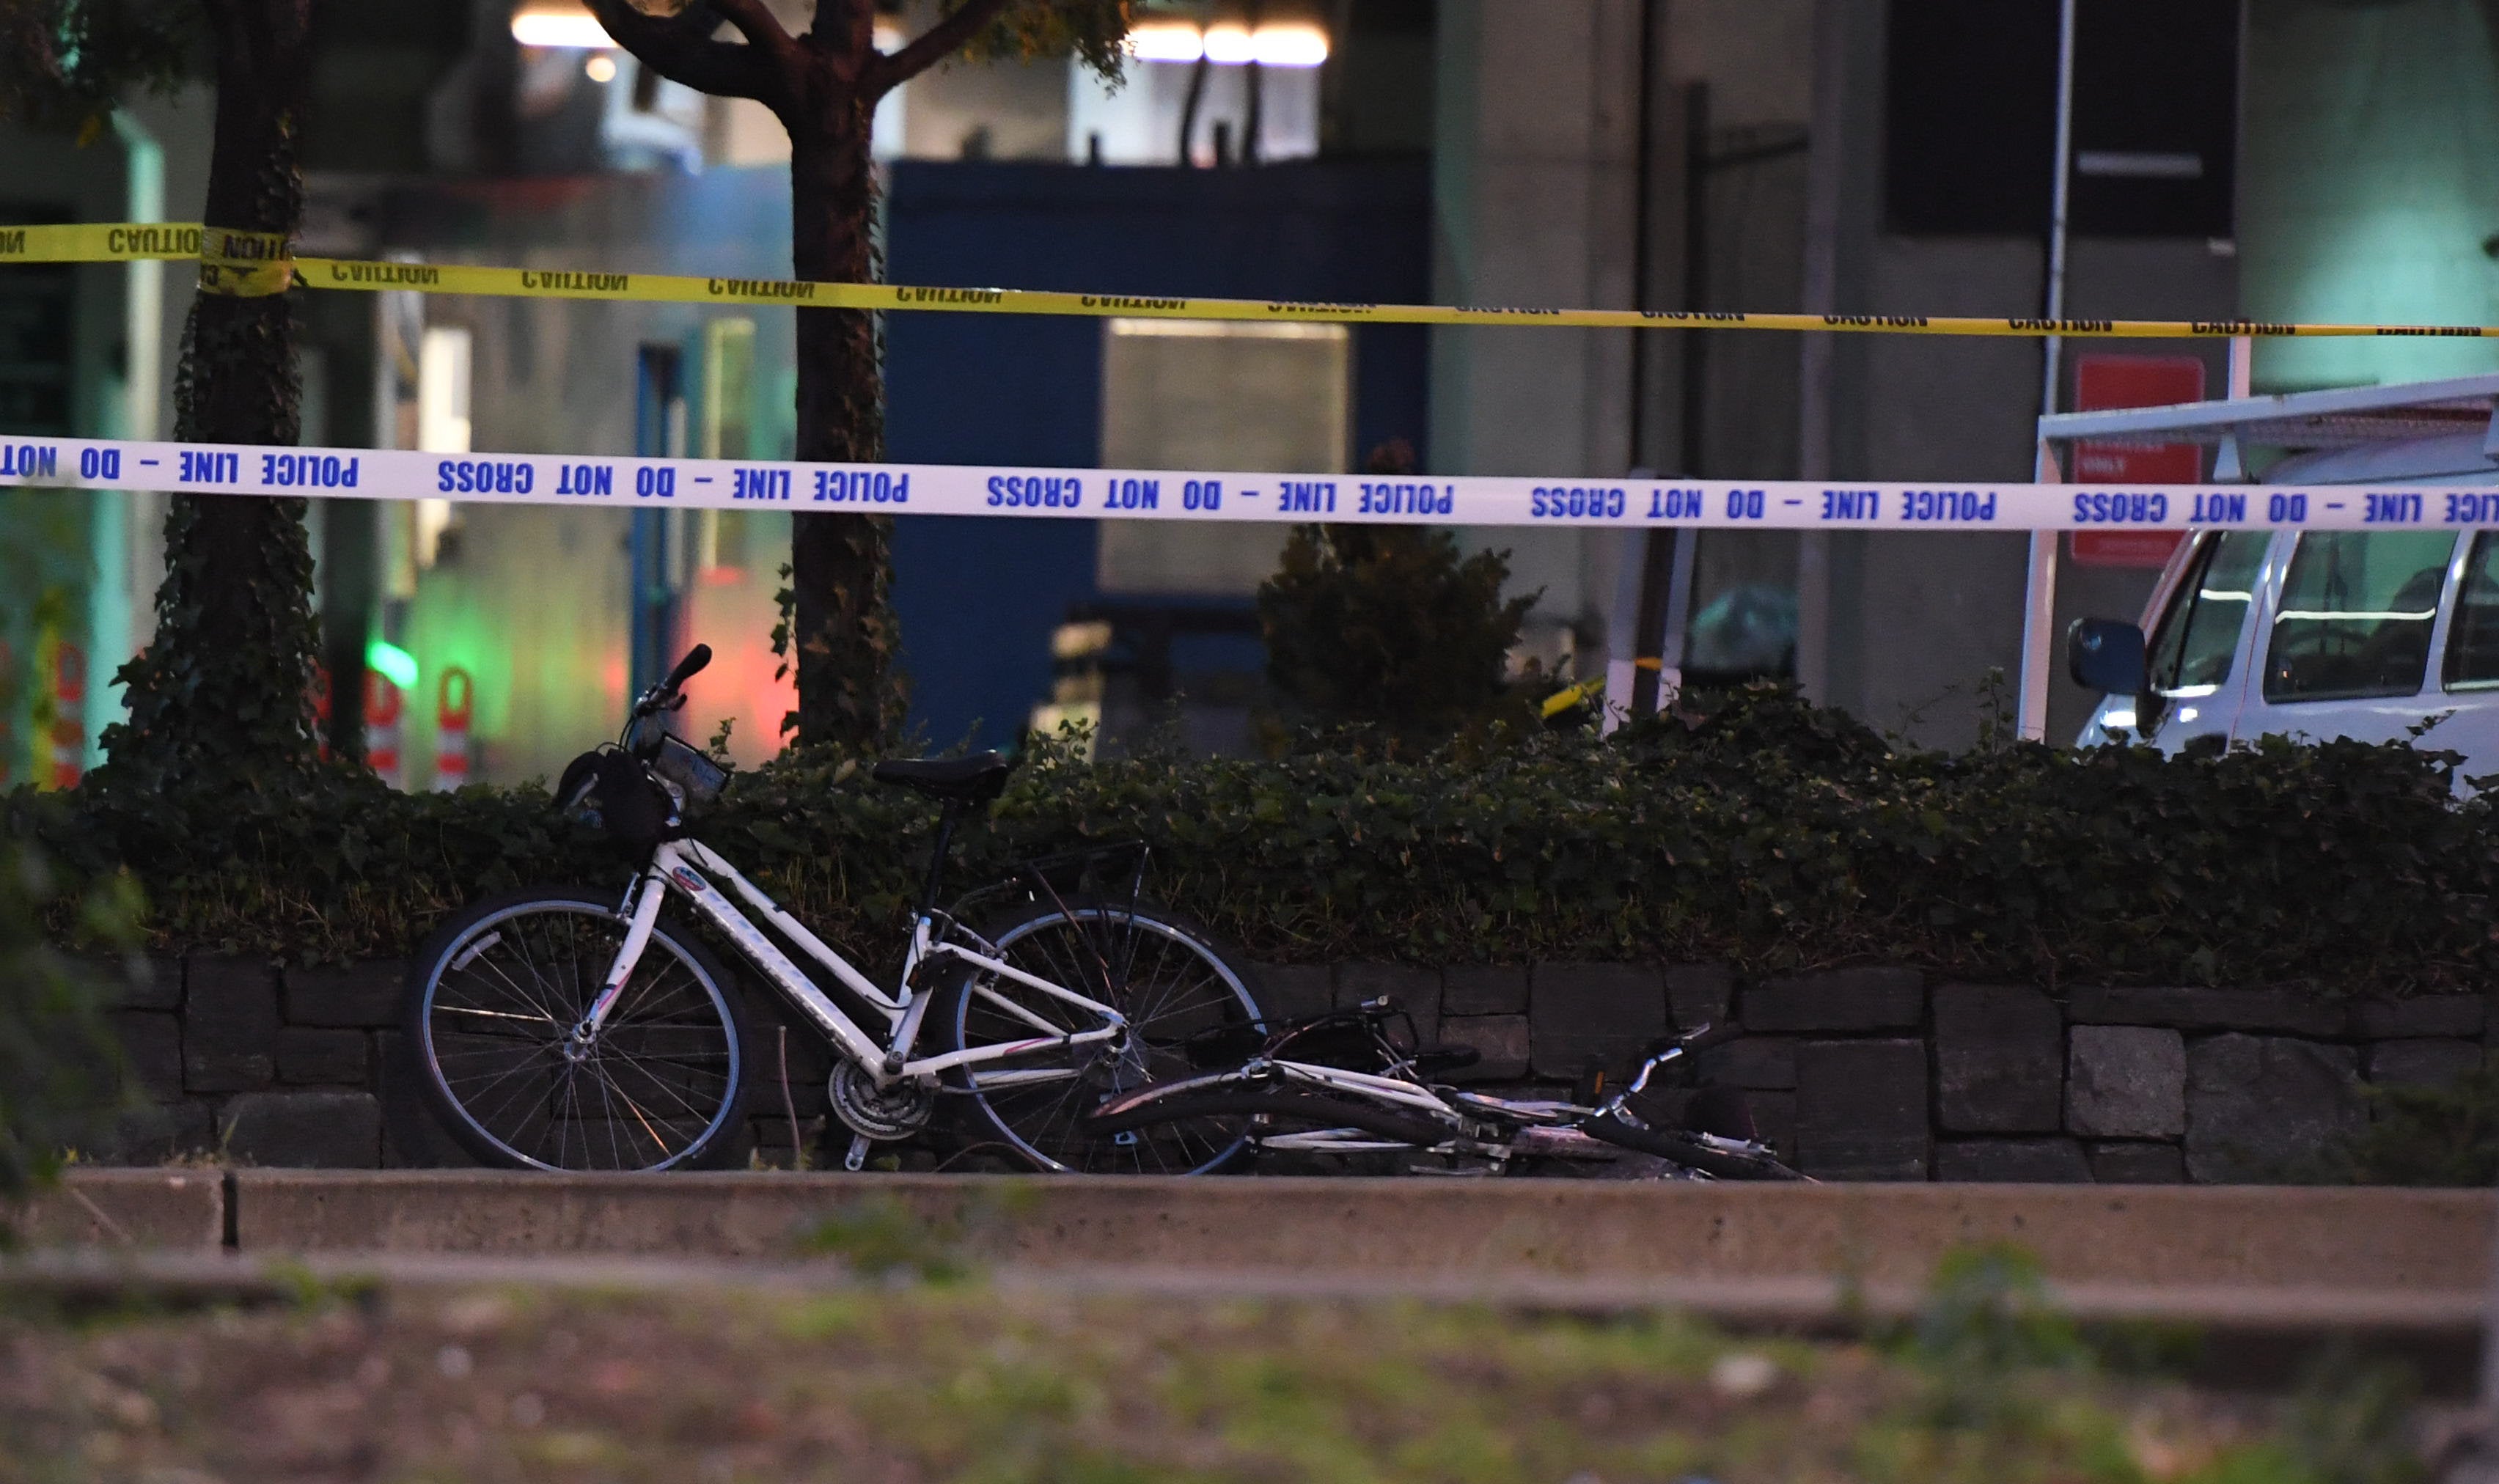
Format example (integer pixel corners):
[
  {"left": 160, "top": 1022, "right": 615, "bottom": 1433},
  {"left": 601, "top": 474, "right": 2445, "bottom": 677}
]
[
  {"left": 580, "top": 0, "right": 1119, "bottom": 753},
  {"left": 784, "top": 76, "right": 903, "bottom": 751},
  {"left": 98, "top": 0, "right": 323, "bottom": 794}
]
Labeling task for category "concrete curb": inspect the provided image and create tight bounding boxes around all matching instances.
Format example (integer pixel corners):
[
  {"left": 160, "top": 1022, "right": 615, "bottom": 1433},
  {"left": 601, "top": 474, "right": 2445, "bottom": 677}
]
[
  {"left": 12, "top": 1169, "right": 224, "bottom": 1249},
  {"left": 197, "top": 1169, "right": 2490, "bottom": 1291},
  {"left": 34, "top": 1170, "right": 2492, "bottom": 1320}
]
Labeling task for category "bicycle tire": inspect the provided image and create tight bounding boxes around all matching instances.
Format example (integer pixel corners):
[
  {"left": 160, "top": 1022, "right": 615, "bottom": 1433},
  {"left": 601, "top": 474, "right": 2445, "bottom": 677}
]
[
  {"left": 404, "top": 886, "right": 750, "bottom": 1172},
  {"left": 938, "top": 895, "right": 1266, "bottom": 1175},
  {"left": 1582, "top": 1114, "right": 1807, "bottom": 1180},
  {"left": 1087, "top": 1087, "right": 1459, "bottom": 1151}
]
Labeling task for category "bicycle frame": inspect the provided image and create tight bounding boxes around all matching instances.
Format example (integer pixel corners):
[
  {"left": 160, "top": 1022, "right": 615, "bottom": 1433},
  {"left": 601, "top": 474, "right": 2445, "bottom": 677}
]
[
  {"left": 582, "top": 838, "right": 1129, "bottom": 1090},
  {"left": 1098, "top": 1026, "right": 1740, "bottom": 1165}
]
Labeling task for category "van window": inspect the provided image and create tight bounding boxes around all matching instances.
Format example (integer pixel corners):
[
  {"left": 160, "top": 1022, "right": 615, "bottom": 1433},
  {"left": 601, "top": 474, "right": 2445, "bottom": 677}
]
[
  {"left": 2146, "top": 531, "right": 2268, "bottom": 696},
  {"left": 2444, "top": 532, "right": 2499, "bottom": 690},
  {"left": 2264, "top": 532, "right": 2456, "bottom": 703}
]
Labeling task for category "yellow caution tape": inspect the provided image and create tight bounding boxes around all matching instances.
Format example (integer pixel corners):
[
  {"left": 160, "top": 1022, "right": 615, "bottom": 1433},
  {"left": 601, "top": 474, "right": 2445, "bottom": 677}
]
[
  {"left": 197, "top": 226, "right": 293, "bottom": 298},
  {"left": 8, "top": 220, "right": 2497, "bottom": 339},
  {"left": 1540, "top": 658, "right": 1667, "bottom": 720},
  {"left": 0, "top": 222, "right": 202, "bottom": 262}
]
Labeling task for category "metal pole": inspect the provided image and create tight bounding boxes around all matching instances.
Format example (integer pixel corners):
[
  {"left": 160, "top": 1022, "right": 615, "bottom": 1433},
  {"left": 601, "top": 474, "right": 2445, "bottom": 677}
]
[
  {"left": 1795, "top": 0, "right": 1848, "bottom": 704},
  {"left": 2017, "top": 0, "right": 2080, "bottom": 743}
]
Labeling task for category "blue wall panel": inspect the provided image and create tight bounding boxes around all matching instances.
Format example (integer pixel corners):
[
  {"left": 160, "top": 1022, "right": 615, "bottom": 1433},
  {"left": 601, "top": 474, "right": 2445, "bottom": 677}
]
[{"left": 884, "top": 158, "right": 1431, "bottom": 751}]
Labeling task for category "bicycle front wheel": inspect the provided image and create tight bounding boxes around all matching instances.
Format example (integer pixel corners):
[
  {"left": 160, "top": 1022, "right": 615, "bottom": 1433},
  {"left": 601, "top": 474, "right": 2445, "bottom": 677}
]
[
  {"left": 405, "top": 887, "right": 749, "bottom": 1172},
  {"left": 940, "top": 897, "right": 1265, "bottom": 1175}
]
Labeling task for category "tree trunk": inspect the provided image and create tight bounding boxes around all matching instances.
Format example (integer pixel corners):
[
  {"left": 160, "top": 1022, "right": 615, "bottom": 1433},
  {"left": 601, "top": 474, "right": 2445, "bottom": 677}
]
[
  {"left": 100, "top": 0, "right": 323, "bottom": 794},
  {"left": 784, "top": 93, "right": 903, "bottom": 752}
]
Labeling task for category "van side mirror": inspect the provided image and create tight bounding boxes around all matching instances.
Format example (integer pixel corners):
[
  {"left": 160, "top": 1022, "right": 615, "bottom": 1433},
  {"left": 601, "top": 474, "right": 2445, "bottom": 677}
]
[{"left": 2066, "top": 617, "right": 2147, "bottom": 695}]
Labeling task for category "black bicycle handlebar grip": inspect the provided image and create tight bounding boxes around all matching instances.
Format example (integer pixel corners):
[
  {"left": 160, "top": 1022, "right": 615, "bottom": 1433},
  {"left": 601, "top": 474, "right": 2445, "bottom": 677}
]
[{"left": 664, "top": 644, "right": 712, "bottom": 691}]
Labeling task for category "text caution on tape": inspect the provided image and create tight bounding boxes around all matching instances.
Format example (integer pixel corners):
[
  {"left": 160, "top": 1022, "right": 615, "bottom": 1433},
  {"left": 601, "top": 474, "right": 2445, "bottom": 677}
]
[{"left": 8, "top": 222, "right": 2499, "bottom": 341}]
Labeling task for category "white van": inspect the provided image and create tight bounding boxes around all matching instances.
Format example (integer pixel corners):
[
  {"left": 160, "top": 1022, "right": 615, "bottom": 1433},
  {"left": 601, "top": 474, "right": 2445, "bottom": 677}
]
[{"left": 2064, "top": 410, "right": 2499, "bottom": 777}]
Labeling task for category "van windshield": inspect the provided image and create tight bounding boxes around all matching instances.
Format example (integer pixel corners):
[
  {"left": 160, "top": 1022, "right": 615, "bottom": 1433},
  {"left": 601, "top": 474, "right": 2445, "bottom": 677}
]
[{"left": 2146, "top": 531, "right": 2269, "bottom": 697}]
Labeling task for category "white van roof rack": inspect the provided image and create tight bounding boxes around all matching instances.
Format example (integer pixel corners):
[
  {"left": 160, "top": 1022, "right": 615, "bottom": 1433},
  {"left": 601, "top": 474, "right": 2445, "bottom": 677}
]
[{"left": 2037, "top": 370, "right": 2499, "bottom": 453}]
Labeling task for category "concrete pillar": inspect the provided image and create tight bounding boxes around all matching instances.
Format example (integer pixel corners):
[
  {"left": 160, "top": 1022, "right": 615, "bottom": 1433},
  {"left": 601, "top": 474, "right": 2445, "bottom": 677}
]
[{"left": 1428, "top": 0, "right": 1643, "bottom": 661}]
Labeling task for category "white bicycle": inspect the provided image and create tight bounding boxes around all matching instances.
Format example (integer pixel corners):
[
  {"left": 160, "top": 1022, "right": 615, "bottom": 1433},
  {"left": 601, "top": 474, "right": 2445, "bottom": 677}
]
[{"left": 403, "top": 644, "right": 1269, "bottom": 1175}]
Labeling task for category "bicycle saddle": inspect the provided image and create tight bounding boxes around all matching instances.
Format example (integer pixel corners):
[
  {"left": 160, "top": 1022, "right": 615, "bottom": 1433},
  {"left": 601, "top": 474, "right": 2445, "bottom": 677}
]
[{"left": 871, "top": 750, "right": 1012, "bottom": 803}]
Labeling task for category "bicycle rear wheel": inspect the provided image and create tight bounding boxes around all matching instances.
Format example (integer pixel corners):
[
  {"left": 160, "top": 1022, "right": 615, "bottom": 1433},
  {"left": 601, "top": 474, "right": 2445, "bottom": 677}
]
[
  {"left": 940, "top": 897, "right": 1265, "bottom": 1174},
  {"left": 405, "top": 887, "right": 749, "bottom": 1172}
]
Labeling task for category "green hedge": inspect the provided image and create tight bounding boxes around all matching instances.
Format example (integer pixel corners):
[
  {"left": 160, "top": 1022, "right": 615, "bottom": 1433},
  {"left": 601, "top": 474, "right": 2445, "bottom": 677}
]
[{"left": 12, "top": 686, "right": 2493, "bottom": 994}]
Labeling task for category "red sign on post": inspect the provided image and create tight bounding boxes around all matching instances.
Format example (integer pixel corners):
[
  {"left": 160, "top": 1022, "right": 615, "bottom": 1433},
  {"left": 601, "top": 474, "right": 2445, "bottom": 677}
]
[{"left": 2068, "top": 354, "right": 2204, "bottom": 568}]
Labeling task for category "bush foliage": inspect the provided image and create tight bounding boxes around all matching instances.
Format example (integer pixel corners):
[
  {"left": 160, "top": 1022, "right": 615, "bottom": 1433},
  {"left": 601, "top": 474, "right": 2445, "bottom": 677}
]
[
  {"left": 1, "top": 833, "right": 139, "bottom": 1209},
  {"left": 2335, "top": 1054, "right": 2499, "bottom": 1186},
  {"left": 12, "top": 685, "right": 2496, "bottom": 995},
  {"left": 1256, "top": 521, "right": 1536, "bottom": 743}
]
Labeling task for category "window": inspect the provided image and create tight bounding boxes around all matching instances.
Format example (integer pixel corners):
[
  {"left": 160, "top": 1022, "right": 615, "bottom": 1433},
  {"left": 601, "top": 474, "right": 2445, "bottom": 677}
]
[
  {"left": 2444, "top": 533, "right": 2499, "bottom": 690},
  {"left": 1096, "top": 318, "right": 1348, "bottom": 595},
  {"left": 2146, "top": 531, "right": 2267, "bottom": 695},
  {"left": 2264, "top": 532, "right": 2456, "bottom": 703}
]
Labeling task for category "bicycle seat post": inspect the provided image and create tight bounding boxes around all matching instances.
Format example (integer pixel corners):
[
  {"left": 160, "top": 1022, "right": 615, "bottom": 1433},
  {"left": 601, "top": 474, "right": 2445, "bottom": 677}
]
[{"left": 918, "top": 801, "right": 965, "bottom": 917}]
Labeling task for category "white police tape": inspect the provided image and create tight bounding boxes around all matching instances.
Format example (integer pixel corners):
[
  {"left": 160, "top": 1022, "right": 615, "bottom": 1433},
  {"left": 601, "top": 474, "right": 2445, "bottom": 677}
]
[{"left": 4, "top": 436, "right": 2494, "bottom": 532}]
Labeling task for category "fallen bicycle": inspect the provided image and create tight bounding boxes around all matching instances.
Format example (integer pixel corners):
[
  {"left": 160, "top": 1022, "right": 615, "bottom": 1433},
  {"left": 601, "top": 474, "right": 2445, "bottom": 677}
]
[{"left": 1085, "top": 1001, "right": 1808, "bottom": 1180}]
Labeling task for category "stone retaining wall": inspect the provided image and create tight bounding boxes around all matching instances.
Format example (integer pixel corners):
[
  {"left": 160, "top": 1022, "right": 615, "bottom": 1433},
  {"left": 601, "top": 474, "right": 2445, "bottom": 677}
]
[{"left": 92, "top": 956, "right": 2492, "bottom": 1180}]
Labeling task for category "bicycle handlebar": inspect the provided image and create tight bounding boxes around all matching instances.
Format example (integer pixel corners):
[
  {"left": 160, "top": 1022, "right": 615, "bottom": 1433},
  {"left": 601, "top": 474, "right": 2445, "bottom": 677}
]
[
  {"left": 632, "top": 644, "right": 712, "bottom": 719},
  {"left": 663, "top": 644, "right": 711, "bottom": 692}
]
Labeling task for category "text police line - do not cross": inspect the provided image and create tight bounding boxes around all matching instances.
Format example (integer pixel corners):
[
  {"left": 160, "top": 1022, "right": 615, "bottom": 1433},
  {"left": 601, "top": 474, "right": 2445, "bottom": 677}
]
[{"left": 1, "top": 436, "right": 2490, "bottom": 535}]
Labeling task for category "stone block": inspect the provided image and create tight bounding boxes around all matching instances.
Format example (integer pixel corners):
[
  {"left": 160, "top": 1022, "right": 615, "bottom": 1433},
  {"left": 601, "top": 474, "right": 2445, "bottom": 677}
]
[
  {"left": 1442, "top": 965, "right": 1528, "bottom": 1017},
  {"left": 1436, "top": 1015, "right": 1530, "bottom": 1081},
  {"left": 1338, "top": 963, "right": 1441, "bottom": 1047},
  {"left": 111, "top": 1010, "right": 184, "bottom": 1098},
  {"left": 219, "top": 1090, "right": 384, "bottom": 1169},
  {"left": 2346, "top": 996, "right": 2485, "bottom": 1040},
  {"left": 373, "top": 1030, "right": 481, "bottom": 1169},
  {"left": 103, "top": 956, "right": 183, "bottom": 1012},
  {"left": 282, "top": 961, "right": 406, "bottom": 1028},
  {"left": 2366, "top": 1038, "right": 2485, "bottom": 1091},
  {"left": 749, "top": 1045, "right": 829, "bottom": 1120},
  {"left": 1696, "top": 1035, "right": 1796, "bottom": 1090},
  {"left": 183, "top": 956, "right": 279, "bottom": 1092},
  {"left": 2065, "top": 985, "right": 2341, "bottom": 1037},
  {"left": 275, "top": 1027, "right": 370, "bottom": 1087},
  {"left": 1529, "top": 963, "right": 1668, "bottom": 1080},
  {"left": 1664, "top": 964, "right": 1734, "bottom": 1029},
  {"left": 2066, "top": 1026, "right": 2185, "bottom": 1138},
  {"left": 752, "top": 1016, "right": 835, "bottom": 1087},
  {"left": 2088, "top": 1142, "right": 2186, "bottom": 1184},
  {"left": 1748, "top": 1090, "right": 1797, "bottom": 1162},
  {"left": 1794, "top": 1039, "right": 1929, "bottom": 1180},
  {"left": 1933, "top": 984, "right": 2063, "bottom": 1133},
  {"left": 1251, "top": 965, "right": 1333, "bottom": 1024},
  {"left": 1742, "top": 966, "right": 1923, "bottom": 1032},
  {"left": 93, "top": 1100, "right": 216, "bottom": 1164},
  {"left": 1934, "top": 1139, "right": 2092, "bottom": 1183},
  {"left": 2185, "top": 1035, "right": 2363, "bottom": 1184}
]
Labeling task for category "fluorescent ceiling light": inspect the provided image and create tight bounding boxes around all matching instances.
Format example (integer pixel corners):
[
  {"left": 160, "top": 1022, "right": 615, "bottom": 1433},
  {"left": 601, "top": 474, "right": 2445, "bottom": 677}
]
[
  {"left": 1251, "top": 23, "right": 1329, "bottom": 67},
  {"left": 512, "top": 4, "right": 614, "bottom": 49},
  {"left": 1201, "top": 23, "right": 1255, "bottom": 64},
  {"left": 1129, "top": 20, "right": 1329, "bottom": 67},
  {"left": 1127, "top": 20, "right": 1203, "bottom": 63}
]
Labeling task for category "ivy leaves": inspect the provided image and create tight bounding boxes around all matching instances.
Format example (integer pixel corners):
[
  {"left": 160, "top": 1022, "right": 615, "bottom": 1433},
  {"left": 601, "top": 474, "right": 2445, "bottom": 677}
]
[{"left": 18, "top": 683, "right": 2494, "bottom": 997}]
